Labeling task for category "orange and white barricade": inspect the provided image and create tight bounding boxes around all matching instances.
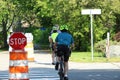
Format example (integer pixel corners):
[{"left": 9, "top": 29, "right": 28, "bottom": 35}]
[
  {"left": 25, "top": 33, "right": 34, "bottom": 62},
  {"left": 9, "top": 51, "right": 29, "bottom": 80}
]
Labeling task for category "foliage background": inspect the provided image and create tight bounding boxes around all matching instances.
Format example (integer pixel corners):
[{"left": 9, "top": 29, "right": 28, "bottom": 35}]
[{"left": 0, "top": 0, "right": 120, "bottom": 52}]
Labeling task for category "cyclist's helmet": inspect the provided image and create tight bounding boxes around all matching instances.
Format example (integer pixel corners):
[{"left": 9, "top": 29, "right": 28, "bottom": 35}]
[
  {"left": 60, "top": 25, "right": 68, "bottom": 30},
  {"left": 52, "top": 26, "right": 58, "bottom": 30}
]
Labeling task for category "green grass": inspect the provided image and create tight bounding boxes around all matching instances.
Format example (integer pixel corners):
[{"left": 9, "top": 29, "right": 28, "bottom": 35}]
[{"left": 70, "top": 52, "right": 120, "bottom": 63}]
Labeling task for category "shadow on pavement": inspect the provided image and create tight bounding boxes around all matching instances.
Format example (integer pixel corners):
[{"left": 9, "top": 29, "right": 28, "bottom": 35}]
[
  {"left": 34, "top": 50, "right": 51, "bottom": 54},
  {"left": 0, "top": 67, "right": 59, "bottom": 80},
  {"left": 29, "top": 67, "right": 59, "bottom": 80},
  {"left": 0, "top": 67, "right": 120, "bottom": 80},
  {"left": 69, "top": 69, "right": 120, "bottom": 80},
  {"left": 34, "top": 61, "right": 52, "bottom": 65}
]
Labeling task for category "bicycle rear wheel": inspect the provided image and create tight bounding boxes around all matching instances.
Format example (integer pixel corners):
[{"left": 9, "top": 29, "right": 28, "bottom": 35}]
[{"left": 58, "top": 60, "right": 64, "bottom": 80}]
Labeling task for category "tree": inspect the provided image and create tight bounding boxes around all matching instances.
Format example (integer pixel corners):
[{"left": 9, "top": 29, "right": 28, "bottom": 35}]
[
  {"left": 0, "top": 0, "right": 16, "bottom": 48},
  {"left": 1, "top": 0, "right": 120, "bottom": 51}
]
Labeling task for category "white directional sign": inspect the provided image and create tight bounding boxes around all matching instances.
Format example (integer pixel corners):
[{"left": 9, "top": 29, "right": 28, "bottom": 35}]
[
  {"left": 81, "top": 9, "right": 101, "bottom": 15},
  {"left": 81, "top": 9, "right": 101, "bottom": 61}
]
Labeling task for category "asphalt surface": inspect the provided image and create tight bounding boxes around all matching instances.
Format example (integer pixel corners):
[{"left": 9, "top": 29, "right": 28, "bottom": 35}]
[{"left": 0, "top": 50, "right": 120, "bottom": 80}]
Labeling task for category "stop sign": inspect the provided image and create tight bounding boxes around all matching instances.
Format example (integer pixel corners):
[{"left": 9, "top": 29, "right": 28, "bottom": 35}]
[{"left": 9, "top": 32, "right": 27, "bottom": 50}]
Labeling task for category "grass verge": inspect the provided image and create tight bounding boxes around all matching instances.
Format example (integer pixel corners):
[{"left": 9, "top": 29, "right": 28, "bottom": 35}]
[{"left": 70, "top": 52, "right": 120, "bottom": 63}]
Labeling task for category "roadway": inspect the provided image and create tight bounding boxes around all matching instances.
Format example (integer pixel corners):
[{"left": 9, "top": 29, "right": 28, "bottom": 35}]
[{"left": 0, "top": 50, "right": 120, "bottom": 80}]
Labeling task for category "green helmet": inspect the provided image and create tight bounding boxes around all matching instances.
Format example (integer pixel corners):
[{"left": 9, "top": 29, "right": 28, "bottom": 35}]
[
  {"left": 52, "top": 26, "right": 58, "bottom": 30},
  {"left": 60, "top": 25, "right": 68, "bottom": 30}
]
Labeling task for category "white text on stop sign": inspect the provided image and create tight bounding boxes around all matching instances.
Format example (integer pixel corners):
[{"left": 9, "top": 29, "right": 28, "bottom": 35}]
[{"left": 10, "top": 38, "right": 26, "bottom": 45}]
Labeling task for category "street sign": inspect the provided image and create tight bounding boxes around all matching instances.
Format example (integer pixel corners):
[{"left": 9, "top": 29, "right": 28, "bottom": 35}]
[
  {"left": 81, "top": 9, "right": 101, "bottom": 15},
  {"left": 9, "top": 32, "right": 27, "bottom": 50},
  {"left": 81, "top": 9, "right": 101, "bottom": 61}
]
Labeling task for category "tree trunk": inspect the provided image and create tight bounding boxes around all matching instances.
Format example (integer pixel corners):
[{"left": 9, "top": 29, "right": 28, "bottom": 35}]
[{"left": 2, "top": 19, "right": 8, "bottom": 48}]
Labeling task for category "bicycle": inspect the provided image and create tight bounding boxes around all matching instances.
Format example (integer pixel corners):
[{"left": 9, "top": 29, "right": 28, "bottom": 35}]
[
  {"left": 57, "top": 51, "right": 65, "bottom": 80},
  {"left": 55, "top": 45, "right": 72, "bottom": 80}
]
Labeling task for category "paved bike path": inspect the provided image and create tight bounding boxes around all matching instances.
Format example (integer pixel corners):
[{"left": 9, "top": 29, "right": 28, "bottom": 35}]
[{"left": 0, "top": 50, "right": 120, "bottom": 80}]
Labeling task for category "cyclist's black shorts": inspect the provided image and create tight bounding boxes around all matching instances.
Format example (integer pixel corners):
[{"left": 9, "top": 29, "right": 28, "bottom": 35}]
[{"left": 56, "top": 44, "right": 71, "bottom": 62}]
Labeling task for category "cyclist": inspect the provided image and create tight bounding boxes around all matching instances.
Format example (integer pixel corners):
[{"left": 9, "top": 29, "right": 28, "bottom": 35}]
[
  {"left": 48, "top": 25, "right": 61, "bottom": 65},
  {"left": 55, "top": 25, "right": 74, "bottom": 80}
]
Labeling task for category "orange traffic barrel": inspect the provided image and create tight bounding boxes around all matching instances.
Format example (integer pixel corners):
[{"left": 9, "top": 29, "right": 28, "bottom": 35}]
[{"left": 9, "top": 51, "right": 29, "bottom": 80}]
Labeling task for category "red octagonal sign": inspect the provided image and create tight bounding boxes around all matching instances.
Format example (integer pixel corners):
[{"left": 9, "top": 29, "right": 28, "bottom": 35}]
[{"left": 9, "top": 32, "right": 27, "bottom": 50}]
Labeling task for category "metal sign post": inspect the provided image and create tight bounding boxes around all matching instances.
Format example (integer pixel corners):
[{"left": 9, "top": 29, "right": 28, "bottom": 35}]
[{"left": 81, "top": 9, "right": 101, "bottom": 61}]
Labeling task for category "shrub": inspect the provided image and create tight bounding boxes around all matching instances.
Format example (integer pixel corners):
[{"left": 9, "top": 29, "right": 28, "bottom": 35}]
[
  {"left": 94, "top": 40, "right": 119, "bottom": 57},
  {"left": 94, "top": 40, "right": 106, "bottom": 57}
]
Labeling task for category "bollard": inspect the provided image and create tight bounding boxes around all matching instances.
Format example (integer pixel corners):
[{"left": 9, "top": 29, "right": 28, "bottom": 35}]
[{"left": 25, "top": 33, "right": 34, "bottom": 62}]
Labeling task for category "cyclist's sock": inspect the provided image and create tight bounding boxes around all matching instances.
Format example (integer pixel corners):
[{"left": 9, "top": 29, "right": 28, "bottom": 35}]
[{"left": 64, "top": 74, "right": 68, "bottom": 77}]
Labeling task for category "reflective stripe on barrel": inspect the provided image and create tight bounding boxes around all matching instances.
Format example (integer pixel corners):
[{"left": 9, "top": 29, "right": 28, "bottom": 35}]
[{"left": 9, "top": 73, "right": 29, "bottom": 80}]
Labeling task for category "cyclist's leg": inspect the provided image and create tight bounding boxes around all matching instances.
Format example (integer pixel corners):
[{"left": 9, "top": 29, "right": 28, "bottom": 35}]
[
  {"left": 64, "top": 61, "right": 69, "bottom": 80},
  {"left": 55, "top": 45, "right": 64, "bottom": 70},
  {"left": 64, "top": 48, "right": 70, "bottom": 80},
  {"left": 52, "top": 51, "right": 55, "bottom": 64},
  {"left": 55, "top": 46, "right": 60, "bottom": 70},
  {"left": 64, "top": 61, "right": 68, "bottom": 75},
  {"left": 64, "top": 57, "right": 69, "bottom": 77},
  {"left": 51, "top": 43, "right": 56, "bottom": 65}
]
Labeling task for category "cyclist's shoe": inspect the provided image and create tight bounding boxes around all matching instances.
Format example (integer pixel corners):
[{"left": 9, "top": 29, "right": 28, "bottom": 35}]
[
  {"left": 52, "top": 62, "right": 55, "bottom": 65},
  {"left": 58, "top": 72, "right": 64, "bottom": 77},
  {"left": 55, "top": 62, "right": 59, "bottom": 70},
  {"left": 64, "top": 77, "right": 68, "bottom": 80}
]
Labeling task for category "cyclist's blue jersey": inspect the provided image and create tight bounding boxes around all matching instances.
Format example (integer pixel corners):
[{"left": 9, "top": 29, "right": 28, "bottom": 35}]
[{"left": 55, "top": 32, "right": 74, "bottom": 47}]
